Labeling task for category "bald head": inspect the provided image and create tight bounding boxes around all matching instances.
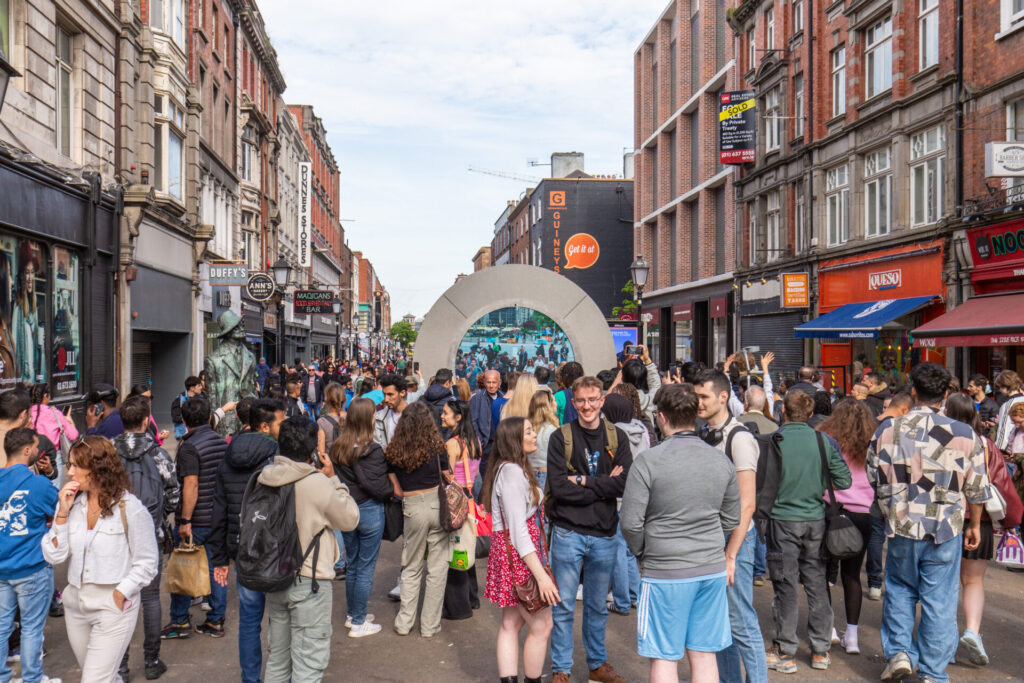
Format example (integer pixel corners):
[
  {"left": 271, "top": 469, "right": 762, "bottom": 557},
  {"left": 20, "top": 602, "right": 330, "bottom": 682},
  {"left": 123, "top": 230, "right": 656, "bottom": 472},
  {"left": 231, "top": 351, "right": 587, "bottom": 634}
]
[{"left": 745, "top": 385, "right": 767, "bottom": 411}]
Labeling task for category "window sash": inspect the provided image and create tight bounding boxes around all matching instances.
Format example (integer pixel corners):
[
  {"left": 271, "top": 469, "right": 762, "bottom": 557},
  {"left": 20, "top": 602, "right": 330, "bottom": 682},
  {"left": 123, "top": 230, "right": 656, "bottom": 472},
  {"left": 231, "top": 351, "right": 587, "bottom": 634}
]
[
  {"left": 832, "top": 48, "right": 846, "bottom": 116},
  {"left": 747, "top": 29, "right": 755, "bottom": 69},
  {"left": 911, "top": 157, "right": 944, "bottom": 226},
  {"left": 794, "top": 76, "right": 804, "bottom": 137},
  {"left": 795, "top": 187, "right": 806, "bottom": 253},
  {"left": 827, "top": 189, "right": 849, "bottom": 245},
  {"left": 57, "top": 61, "right": 71, "bottom": 157},
  {"left": 749, "top": 208, "right": 758, "bottom": 265},
  {"left": 0, "top": 0, "right": 9, "bottom": 56},
  {"left": 1008, "top": 99, "right": 1024, "bottom": 141},
  {"left": 793, "top": 0, "right": 803, "bottom": 34},
  {"left": 920, "top": 1, "right": 939, "bottom": 68},
  {"left": 866, "top": 20, "right": 893, "bottom": 97},
  {"left": 766, "top": 8, "right": 774, "bottom": 49},
  {"left": 865, "top": 175, "right": 891, "bottom": 237},
  {"left": 151, "top": 0, "right": 164, "bottom": 31}
]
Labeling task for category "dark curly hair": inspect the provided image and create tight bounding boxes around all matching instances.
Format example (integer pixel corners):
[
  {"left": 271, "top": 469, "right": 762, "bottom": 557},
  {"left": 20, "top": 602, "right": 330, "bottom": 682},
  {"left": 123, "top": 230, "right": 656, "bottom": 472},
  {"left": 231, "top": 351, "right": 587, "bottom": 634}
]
[
  {"left": 610, "top": 383, "right": 643, "bottom": 420},
  {"left": 69, "top": 436, "right": 131, "bottom": 517},
  {"left": 385, "top": 401, "right": 445, "bottom": 472},
  {"left": 816, "top": 398, "right": 876, "bottom": 466}
]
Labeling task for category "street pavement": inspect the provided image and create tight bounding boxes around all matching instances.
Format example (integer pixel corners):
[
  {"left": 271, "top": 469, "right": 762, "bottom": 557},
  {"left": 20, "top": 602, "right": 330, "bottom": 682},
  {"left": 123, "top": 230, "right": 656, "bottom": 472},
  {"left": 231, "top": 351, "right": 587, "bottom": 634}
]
[{"left": 33, "top": 540, "right": 1024, "bottom": 682}]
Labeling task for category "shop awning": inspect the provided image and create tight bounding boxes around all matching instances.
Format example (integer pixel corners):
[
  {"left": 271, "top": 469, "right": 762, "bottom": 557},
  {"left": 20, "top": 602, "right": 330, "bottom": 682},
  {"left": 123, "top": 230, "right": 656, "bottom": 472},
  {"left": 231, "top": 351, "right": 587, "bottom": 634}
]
[
  {"left": 794, "top": 296, "right": 938, "bottom": 339},
  {"left": 912, "top": 293, "right": 1024, "bottom": 347}
]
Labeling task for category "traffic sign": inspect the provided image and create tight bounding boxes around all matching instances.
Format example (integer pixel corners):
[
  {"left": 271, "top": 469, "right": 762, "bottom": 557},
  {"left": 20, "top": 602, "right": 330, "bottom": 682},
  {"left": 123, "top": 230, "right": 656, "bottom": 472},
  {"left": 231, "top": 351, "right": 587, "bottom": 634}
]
[{"left": 246, "top": 272, "right": 275, "bottom": 302}]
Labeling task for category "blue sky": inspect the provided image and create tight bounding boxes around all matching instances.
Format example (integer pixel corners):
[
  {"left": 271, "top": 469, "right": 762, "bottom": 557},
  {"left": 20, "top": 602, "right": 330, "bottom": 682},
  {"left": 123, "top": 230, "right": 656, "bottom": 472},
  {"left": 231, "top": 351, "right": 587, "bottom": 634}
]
[{"left": 258, "top": 0, "right": 667, "bottom": 318}]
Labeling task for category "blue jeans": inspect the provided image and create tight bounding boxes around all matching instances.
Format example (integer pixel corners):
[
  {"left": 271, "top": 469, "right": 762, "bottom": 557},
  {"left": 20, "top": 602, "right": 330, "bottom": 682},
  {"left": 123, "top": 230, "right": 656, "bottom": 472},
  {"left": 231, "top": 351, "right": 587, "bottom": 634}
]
[
  {"left": 342, "top": 500, "right": 385, "bottom": 625},
  {"left": 866, "top": 514, "right": 886, "bottom": 589},
  {"left": 717, "top": 528, "right": 768, "bottom": 683},
  {"left": 549, "top": 526, "right": 618, "bottom": 673},
  {"left": 609, "top": 524, "right": 640, "bottom": 612},
  {"left": 753, "top": 530, "right": 766, "bottom": 577},
  {"left": 333, "top": 531, "right": 347, "bottom": 571},
  {"left": 309, "top": 401, "right": 322, "bottom": 419},
  {"left": 236, "top": 575, "right": 266, "bottom": 683},
  {"left": 881, "top": 534, "right": 961, "bottom": 683},
  {"left": 0, "top": 565, "right": 53, "bottom": 683},
  {"left": 169, "top": 525, "right": 227, "bottom": 623}
]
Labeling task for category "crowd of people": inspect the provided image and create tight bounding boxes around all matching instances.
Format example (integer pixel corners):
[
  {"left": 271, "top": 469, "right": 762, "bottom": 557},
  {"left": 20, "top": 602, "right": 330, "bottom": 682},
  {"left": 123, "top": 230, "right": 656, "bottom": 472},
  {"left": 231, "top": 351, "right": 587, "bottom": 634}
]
[{"left": 0, "top": 345, "right": 1022, "bottom": 683}]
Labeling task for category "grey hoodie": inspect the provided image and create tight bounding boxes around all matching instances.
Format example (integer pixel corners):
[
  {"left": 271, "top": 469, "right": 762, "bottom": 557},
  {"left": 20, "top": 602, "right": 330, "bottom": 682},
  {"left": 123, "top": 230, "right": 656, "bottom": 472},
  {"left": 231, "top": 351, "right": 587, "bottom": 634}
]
[
  {"left": 614, "top": 420, "right": 651, "bottom": 458},
  {"left": 257, "top": 456, "right": 360, "bottom": 580}
]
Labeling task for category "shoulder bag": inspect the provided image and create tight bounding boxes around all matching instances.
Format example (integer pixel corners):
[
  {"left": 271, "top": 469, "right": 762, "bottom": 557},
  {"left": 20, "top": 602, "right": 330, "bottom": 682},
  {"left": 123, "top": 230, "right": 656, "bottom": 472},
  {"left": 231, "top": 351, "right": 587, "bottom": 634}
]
[
  {"left": 51, "top": 406, "right": 73, "bottom": 462},
  {"left": 817, "top": 432, "right": 864, "bottom": 559},
  {"left": 437, "top": 452, "right": 468, "bottom": 532},
  {"left": 982, "top": 439, "right": 1008, "bottom": 522},
  {"left": 496, "top": 475, "right": 556, "bottom": 614}
]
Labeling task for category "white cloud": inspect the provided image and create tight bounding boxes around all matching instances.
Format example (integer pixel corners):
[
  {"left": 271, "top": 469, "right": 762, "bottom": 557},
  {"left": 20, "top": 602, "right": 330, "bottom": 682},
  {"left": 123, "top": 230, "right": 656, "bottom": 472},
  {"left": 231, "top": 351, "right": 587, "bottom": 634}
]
[{"left": 257, "top": 0, "right": 666, "bottom": 317}]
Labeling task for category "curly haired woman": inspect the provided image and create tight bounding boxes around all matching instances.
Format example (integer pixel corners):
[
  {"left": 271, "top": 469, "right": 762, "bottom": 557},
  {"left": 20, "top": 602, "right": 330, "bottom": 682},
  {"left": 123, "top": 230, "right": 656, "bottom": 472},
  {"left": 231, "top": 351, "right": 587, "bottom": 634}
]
[{"left": 385, "top": 402, "right": 453, "bottom": 637}]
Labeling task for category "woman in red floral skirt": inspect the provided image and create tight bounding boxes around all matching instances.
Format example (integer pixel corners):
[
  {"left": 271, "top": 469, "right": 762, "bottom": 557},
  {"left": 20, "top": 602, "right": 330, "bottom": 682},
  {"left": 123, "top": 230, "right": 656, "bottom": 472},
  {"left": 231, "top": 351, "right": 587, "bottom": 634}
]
[{"left": 481, "top": 417, "right": 560, "bottom": 683}]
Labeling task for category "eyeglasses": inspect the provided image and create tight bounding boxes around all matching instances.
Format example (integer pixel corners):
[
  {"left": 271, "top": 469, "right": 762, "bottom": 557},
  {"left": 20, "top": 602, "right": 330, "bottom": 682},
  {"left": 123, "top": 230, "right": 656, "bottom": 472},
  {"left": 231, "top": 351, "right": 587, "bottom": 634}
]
[{"left": 573, "top": 398, "right": 602, "bottom": 406}]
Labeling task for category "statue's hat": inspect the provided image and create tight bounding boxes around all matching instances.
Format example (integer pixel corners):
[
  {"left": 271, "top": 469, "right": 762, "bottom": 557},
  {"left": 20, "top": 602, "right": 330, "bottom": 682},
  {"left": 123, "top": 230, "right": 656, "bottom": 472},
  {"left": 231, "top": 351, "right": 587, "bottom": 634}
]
[{"left": 208, "top": 310, "right": 244, "bottom": 338}]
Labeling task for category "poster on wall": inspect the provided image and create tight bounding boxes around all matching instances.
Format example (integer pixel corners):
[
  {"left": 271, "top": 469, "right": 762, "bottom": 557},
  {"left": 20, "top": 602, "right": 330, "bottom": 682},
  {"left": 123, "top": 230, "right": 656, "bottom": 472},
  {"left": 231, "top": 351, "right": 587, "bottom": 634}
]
[
  {"left": 52, "top": 248, "right": 80, "bottom": 397},
  {"left": 0, "top": 238, "right": 48, "bottom": 390}
]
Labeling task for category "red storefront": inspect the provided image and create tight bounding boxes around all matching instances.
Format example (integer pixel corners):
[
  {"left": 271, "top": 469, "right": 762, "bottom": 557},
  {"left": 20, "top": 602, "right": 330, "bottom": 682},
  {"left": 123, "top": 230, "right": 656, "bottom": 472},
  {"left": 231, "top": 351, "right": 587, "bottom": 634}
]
[
  {"left": 914, "top": 221, "right": 1024, "bottom": 377},
  {"left": 809, "top": 239, "right": 947, "bottom": 389}
]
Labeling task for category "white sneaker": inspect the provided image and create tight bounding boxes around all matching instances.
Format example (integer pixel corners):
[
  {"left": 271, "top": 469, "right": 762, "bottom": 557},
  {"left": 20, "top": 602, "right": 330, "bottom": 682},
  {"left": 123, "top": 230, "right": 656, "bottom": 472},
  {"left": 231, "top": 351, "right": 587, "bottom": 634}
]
[
  {"left": 831, "top": 627, "right": 840, "bottom": 644},
  {"left": 388, "top": 583, "right": 401, "bottom": 602},
  {"left": 348, "top": 621, "right": 382, "bottom": 638},
  {"left": 345, "top": 613, "right": 375, "bottom": 629},
  {"left": 12, "top": 678, "right": 61, "bottom": 683},
  {"left": 841, "top": 632, "right": 860, "bottom": 655},
  {"left": 867, "top": 586, "right": 882, "bottom": 601}
]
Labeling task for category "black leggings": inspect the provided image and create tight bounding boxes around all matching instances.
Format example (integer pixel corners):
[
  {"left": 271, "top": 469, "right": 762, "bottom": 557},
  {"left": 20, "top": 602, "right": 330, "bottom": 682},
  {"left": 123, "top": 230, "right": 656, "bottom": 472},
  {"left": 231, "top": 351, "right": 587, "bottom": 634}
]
[{"left": 828, "top": 510, "right": 871, "bottom": 626}]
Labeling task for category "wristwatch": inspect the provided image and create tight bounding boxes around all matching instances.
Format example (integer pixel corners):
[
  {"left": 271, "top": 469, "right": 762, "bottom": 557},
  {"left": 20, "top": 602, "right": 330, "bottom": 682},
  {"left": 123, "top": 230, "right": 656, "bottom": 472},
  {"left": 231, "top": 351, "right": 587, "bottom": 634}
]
[
  {"left": 179, "top": 518, "right": 191, "bottom": 525},
  {"left": 575, "top": 475, "right": 583, "bottom": 486}
]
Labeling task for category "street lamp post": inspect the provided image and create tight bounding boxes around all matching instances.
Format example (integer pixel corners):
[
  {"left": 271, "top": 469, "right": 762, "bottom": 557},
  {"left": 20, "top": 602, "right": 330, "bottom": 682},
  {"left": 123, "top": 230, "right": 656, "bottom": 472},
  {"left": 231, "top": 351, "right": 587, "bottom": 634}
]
[
  {"left": 630, "top": 255, "right": 651, "bottom": 348},
  {"left": 332, "top": 299, "right": 342, "bottom": 361},
  {"left": 272, "top": 257, "right": 293, "bottom": 367}
]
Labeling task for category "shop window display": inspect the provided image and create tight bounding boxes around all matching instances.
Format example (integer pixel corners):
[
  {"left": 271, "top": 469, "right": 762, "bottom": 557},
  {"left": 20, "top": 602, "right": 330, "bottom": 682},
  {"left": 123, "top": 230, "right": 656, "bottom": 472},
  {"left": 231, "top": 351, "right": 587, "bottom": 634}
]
[
  {"left": 0, "top": 238, "right": 48, "bottom": 389},
  {"left": 52, "top": 247, "right": 80, "bottom": 397}
]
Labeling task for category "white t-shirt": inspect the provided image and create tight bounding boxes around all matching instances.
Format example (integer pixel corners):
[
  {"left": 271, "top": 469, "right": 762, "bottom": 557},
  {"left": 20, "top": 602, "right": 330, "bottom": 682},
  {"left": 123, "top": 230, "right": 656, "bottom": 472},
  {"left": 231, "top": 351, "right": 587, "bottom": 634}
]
[{"left": 715, "top": 418, "right": 758, "bottom": 535}]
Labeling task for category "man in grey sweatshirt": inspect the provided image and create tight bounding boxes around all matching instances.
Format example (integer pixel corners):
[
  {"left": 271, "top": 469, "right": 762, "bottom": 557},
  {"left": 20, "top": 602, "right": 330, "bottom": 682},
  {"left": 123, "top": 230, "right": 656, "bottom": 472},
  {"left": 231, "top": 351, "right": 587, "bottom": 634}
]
[{"left": 621, "top": 383, "right": 740, "bottom": 683}]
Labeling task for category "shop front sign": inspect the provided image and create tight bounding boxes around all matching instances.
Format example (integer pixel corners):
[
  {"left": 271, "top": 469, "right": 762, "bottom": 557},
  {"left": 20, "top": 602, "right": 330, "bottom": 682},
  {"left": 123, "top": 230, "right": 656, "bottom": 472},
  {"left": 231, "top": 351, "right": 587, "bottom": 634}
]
[
  {"left": 968, "top": 220, "right": 1024, "bottom": 294},
  {"left": 868, "top": 269, "right": 901, "bottom": 291},
  {"left": 246, "top": 272, "right": 275, "bottom": 302},
  {"left": 781, "top": 273, "right": 809, "bottom": 308},
  {"left": 818, "top": 239, "right": 944, "bottom": 311},
  {"left": 209, "top": 263, "right": 248, "bottom": 286},
  {"left": 672, "top": 303, "right": 692, "bottom": 321},
  {"left": 293, "top": 290, "right": 334, "bottom": 315}
]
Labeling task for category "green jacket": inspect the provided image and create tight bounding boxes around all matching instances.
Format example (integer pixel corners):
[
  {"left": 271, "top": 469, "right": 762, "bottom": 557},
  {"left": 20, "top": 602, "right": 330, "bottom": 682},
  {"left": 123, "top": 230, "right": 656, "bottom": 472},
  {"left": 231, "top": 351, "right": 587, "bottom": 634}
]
[{"left": 771, "top": 422, "right": 852, "bottom": 521}]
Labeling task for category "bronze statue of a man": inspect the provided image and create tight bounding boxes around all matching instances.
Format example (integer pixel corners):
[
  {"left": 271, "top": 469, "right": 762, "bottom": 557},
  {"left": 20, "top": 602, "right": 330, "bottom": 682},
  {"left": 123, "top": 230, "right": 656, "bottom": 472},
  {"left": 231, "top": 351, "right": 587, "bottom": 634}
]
[{"left": 204, "top": 310, "right": 257, "bottom": 436}]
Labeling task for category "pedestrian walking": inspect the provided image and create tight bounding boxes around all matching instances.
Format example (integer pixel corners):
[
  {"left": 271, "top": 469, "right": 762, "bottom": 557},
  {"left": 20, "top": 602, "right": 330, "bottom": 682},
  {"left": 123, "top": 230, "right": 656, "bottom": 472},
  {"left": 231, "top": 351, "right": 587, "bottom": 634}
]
[
  {"left": 385, "top": 402, "right": 453, "bottom": 637},
  {"left": 332, "top": 398, "right": 393, "bottom": 637},
  {"left": 209, "top": 398, "right": 285, "bottom": 683},
  {"left": 546, "top": 376, "right": 633, "bottom": 683},
  {"left": 764, "top": 390, "right": 851, "bottom": 675},
  {"left": 0, "top": 428, "right": 60, "bottom": 683},
  {"left": 868, "top": 362, "right": 995, "bottom": 683},
  {"left": 374, "top": 374, "right": 408, "bottom": 448},
  {"left": 690, "top": 369, "right": 767, "bottom": 683},
  {"left": 170, "top": 377, "right": 203, "bottom": 441},
  {"left": 112, "top": 395, "right": 180, "bottom": 680},
  {"left": 162, "top": 397, "right": 229, "bottom": 639},
  {"left": 481, "top": 417, "right": 559, "bottom": 683},
  {"left": 621, "top": 383, "right": 740, "bottom": 683},
  {"left": 43, "top": 436, "right": 158, "bottom": 681},
  {"left": 257, "top": 418, "right": 359, "bottom": 682},
  {"left": 441, "top": 398, "right": 482, "bottom": 620},
  {"left": 815, "top": 398, "right": 878, "bottom": 656}
]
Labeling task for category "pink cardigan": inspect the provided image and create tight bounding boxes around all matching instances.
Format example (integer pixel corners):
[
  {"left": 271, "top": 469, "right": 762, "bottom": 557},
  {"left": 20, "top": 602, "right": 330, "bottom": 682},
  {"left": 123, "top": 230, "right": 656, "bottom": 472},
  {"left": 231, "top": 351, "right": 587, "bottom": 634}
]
[{"left": 30, "top": 404, "right": 80, "bottom": 446}]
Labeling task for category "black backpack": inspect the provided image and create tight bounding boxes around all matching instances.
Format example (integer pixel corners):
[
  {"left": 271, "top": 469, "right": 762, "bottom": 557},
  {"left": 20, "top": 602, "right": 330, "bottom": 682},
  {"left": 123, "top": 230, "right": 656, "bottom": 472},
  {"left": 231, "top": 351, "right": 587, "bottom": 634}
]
[
  {"left": 752, "top": 431, "right": 786, "bottom": 538},
  {"left": 236, "top": 473, "right": 325, "bottom": 594},
  {"left": 121, "top": 444, "right": 164, "bottom": 531}
]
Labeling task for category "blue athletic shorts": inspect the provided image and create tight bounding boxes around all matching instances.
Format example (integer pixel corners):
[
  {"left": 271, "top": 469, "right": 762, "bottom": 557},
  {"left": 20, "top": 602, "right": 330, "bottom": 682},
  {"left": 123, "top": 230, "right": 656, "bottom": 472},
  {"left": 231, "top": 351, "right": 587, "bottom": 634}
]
[{"left": 636, "top": 572, "right": 732, "bottom": 661}]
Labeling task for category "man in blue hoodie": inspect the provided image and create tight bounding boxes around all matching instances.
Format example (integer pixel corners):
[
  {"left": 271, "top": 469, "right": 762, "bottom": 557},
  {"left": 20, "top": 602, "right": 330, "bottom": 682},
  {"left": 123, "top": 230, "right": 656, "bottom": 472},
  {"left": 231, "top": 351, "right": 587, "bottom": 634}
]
[{"left": 0, "top": 428, "right": 60, "bottom": 683}]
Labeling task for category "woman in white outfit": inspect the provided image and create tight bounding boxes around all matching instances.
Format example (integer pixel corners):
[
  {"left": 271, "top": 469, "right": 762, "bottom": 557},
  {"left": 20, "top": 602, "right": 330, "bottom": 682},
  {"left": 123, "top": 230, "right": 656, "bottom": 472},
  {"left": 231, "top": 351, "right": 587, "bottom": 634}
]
[{"left": 42, "top": 436, "right": 158, "bottom": 682}]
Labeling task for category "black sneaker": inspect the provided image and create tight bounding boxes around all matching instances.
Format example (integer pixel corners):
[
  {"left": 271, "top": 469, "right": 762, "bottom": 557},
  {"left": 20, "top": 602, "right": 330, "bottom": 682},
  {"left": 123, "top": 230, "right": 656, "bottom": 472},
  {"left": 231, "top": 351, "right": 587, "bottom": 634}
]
[
  {"left": 159, "top": 621, "right": 192, "bottom": 639},
  {"left": 334, "top": 567, "right": 346, "bottom": 581},
  {"left": 118, "top": 657, "right": 131, "bottom": 682},
  {"left": 145, "top": 658, "right": 168, "bottom": 680},
  {"left": 49, "top": 590, "right": 64, "bottom": 618},
  {"left": 195, "top": 619, "right": 225, "bottom": 638}
]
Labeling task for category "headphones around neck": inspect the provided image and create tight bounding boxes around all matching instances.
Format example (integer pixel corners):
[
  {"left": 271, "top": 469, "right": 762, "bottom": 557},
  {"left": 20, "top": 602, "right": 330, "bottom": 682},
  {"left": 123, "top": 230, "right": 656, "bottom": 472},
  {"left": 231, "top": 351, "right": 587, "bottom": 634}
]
[{"left": 699, "top": 423, "right": 725, "bottom": 446}]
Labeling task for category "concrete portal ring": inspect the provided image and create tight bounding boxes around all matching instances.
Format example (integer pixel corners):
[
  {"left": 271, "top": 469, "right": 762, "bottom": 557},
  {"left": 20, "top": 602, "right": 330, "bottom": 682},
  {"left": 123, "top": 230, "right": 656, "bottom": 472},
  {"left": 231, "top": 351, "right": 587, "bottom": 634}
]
[{"left": 413, "top": 264, "right": 617, "bottom": 377}]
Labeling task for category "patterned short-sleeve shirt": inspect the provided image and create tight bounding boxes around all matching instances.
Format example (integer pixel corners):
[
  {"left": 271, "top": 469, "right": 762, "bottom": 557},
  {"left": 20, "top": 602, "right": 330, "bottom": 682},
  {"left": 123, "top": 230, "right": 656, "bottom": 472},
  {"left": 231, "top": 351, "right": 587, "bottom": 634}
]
[{"left": 867, "top": 406, "right": 993, "bottom": 545}]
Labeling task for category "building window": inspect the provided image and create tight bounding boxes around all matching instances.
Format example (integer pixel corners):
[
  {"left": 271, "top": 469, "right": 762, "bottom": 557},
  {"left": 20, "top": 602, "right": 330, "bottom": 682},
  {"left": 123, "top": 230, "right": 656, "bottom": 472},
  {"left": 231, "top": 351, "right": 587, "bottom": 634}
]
[
  {"left": 766, "top": 191, "right": 781, "bottom": 262},
  {"left": 154, "top": 95, "right": 185, "bottom": 199},
  {"left": 793, "top": 0, "right": 803, "bottom": 34},
  {"left": 826, "top": 164, "right": 849, "bottom": 246},
  {"left": 765, "top": 86, "right": 781, "bottom": 152},
  {"left": 793, "top": 75, "right": 804, "bottom": 138},
  {"left": 911, "top": 127, "right": 946, "bottom": 226},
  {"left": 1001, "top": 0, "right": 1024, "bottom": 32},
  {"left": 1007, "top": 98, "right": 1024, "bottom": 196},
  {"left": 747, "top": 27, "right": 755, "bottom": 71},
  {"left": 150, "top": 0, "right": 186, "bottom": 48},
  {"left": 0, "top": 0, "right": 10, "bottom": 56},
  {"left": 241, "top": 126, "right": 256, "bottom": 182},
  {"left": 795, "top": 184, "right": 807, "bottom": 254},
  {"left": 865, "top": 17, "right": 893, "bottom": 98},
  {"left": 748, "top": 202, "right": 758, "bottom": 265},
  {"left": 864, "top": 147, "right": 892, "bottom": 237},
  {"left": 56, "top": 27, "right": 73, "bottom": 157},
  {"left": 920, "top": 0, "right": 939, "bottom": 68},
  {"left": 765, "top": 7, "right": 774, "bottom": 49},
  {"left": 150, "top": 0, "right": 163, "bottom": 30},
  {"left": 831, "top": 47, "right": 846, "bottom": 117}
]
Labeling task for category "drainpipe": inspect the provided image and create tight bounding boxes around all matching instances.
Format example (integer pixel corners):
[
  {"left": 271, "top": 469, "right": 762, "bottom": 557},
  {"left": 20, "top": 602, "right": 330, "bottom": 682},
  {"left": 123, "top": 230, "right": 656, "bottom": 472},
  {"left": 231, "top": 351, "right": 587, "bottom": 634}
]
[{"left": 954, "top": 0, "right": 965, "bottom": 374}]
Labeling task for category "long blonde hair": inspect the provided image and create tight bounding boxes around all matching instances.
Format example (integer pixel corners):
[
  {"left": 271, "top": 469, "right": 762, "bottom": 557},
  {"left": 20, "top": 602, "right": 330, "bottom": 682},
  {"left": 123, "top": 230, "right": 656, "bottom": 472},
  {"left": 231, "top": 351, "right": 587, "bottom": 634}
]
[
  {"left": 528, "top": 390, "right": 558, "bottom": 433},
  {"left": 501, "top": 375, "right": 538, "bottom": 420}
]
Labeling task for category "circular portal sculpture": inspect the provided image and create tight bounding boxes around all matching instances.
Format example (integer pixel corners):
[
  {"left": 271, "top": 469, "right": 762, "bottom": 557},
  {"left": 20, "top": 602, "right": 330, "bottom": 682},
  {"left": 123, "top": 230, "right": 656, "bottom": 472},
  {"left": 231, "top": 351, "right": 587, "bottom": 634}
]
[{"left": 414, "top": 265, "right": 616, "bottom": 376}]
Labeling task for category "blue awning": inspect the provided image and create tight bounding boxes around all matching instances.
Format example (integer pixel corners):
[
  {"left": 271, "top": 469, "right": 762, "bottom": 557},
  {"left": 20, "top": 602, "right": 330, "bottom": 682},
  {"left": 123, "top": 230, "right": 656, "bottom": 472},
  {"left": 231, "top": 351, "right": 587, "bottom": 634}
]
[{"left": 794, "top": 296, "right": 938, "bottom": 339}]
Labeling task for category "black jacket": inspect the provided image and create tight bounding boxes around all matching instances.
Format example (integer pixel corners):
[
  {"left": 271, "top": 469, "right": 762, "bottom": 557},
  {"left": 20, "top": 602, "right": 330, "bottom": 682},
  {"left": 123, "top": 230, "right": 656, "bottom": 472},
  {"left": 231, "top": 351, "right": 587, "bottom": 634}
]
[
  {"left": 298, "top": 372, "right": 325, "bottom": 404},
  {"left": 286, "top": 396, "right": 311, "bottom": 420},
  {"left": 546, "top": 420, "right": 633, "bottom": 537},
  {"left": 336, "top": 442, "right": 394, "bottom": 505},
  {"left": 206, "top": 431, "right": 278, "bottom": 566},
  {"left": 176, "top": 424, "right": 228, "bottom": 528},
  {"left": 420, "top": 384, "right": 454, "bottom": 428}
]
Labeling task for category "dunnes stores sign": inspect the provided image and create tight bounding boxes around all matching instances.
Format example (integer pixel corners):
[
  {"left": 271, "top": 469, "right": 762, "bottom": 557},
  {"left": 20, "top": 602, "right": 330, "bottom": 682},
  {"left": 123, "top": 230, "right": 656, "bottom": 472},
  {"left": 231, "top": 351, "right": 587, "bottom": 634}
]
[{"left": 298, "top": 162, "right": 312, "bottom": 268}]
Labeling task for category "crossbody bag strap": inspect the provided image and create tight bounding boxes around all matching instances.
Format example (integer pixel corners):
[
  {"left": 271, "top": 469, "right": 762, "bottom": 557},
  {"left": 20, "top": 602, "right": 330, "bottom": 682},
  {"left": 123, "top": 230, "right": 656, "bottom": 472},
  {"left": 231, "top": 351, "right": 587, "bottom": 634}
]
[
  {"left": 51, "top": 406, "right": 65, "bottom": 438},
  {"left": 119, "top": 499, "right": 131, "bottom": 556}
]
